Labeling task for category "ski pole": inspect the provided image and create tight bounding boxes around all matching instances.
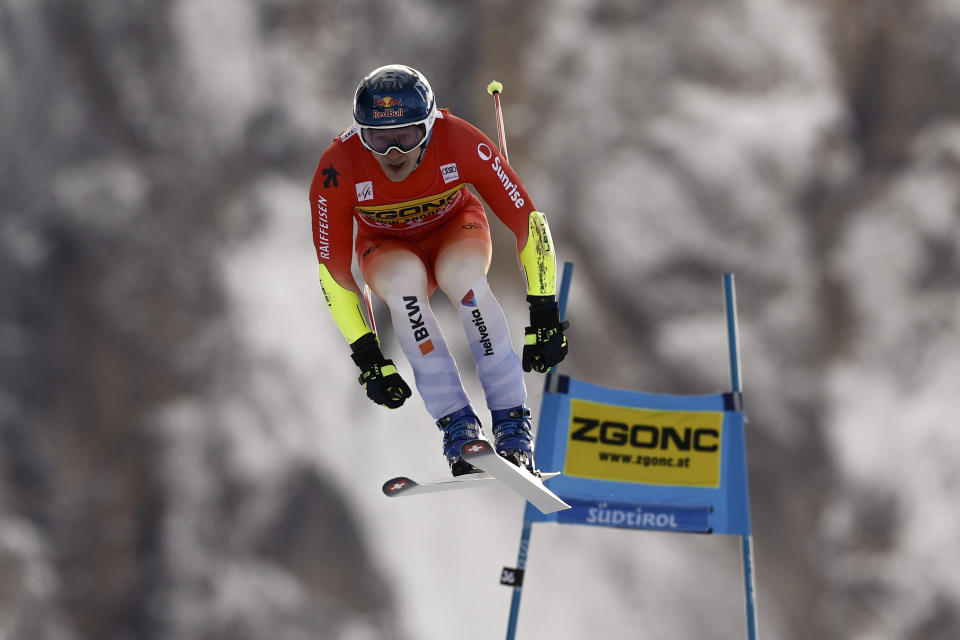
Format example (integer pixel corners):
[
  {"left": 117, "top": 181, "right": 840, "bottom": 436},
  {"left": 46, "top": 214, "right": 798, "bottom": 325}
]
[
  {"left": 488, "top": 78, "right": 525, "bottom": 640},
  {"left": 487, "top": 80, "right": 509, "bottom": 161},
  {"left": 362, "top": 283, "right": 377, "bottom": 337}
]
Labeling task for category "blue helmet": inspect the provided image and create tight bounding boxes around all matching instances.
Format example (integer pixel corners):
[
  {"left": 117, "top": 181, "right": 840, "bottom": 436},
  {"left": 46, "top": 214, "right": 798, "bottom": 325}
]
[{"left": 353, "top": 65, "right": 437, "bottom": 154}]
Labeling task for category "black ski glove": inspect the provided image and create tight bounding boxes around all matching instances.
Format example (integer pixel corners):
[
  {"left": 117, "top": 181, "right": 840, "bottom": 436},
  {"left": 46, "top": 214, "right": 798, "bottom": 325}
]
[
  {"left": 522, "top": 296, "right": 570, "bottom": 373},
  {"left": 350, "top": 333, "right": 412, "bottom": 409}
]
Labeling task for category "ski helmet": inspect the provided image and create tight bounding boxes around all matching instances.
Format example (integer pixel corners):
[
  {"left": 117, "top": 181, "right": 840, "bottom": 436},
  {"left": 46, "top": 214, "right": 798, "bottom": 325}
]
[{"left": 353, "top": 64, "right": 437, "bottom": 155}]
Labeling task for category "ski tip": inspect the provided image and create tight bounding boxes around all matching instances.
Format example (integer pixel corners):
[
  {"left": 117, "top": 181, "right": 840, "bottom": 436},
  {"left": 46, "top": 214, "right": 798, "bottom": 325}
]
[
  {"left": 538, "top": 500, "right": 573, "bottom": 515},
  {"left": 460, "top": 439, "right": 492, "bottom": 459},
  {"left": 382, "top": 476, "right": 418, "bottom": 496}
]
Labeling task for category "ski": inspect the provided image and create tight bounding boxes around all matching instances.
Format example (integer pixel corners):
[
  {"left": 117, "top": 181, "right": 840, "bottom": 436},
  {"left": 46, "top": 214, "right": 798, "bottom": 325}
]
[
  {"left": 459, "top": 439, "right": 571, "bottom": 514},
  {"left": 381, "top": 441, "right": 568, "bottom": 515},
  {"left": 383, "top": 473, "right": 497, "bottom": 497},
  {"left": 382, "top": 470, "right": 561, "bottom": 498}
]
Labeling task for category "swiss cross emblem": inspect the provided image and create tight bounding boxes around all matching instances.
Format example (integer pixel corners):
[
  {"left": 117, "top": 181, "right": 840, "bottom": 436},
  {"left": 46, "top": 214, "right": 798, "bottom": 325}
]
[
  {"left": 465, "top": 442, "right": 487, "bottom": 454},
  {"left": 388, "top": 480, "right": 409, "bottom": 492}
]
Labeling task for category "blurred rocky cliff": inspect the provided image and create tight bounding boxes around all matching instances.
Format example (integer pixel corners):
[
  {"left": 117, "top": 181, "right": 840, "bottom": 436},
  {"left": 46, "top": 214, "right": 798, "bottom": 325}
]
[
  {"left": 2, "top": 1, "right": 959, "bottom": 639},
  {"left": 2, "top": 2, "right": 396, "bottom": 638}
]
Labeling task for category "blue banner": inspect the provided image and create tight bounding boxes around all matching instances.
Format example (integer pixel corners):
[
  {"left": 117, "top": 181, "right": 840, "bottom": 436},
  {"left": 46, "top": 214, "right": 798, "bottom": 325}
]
[
  {"left": 527, "top": 375, "right": 752, "bottom": 536},
  {"left": 556, "top": 499, "right": 713, "bottom": 533}
]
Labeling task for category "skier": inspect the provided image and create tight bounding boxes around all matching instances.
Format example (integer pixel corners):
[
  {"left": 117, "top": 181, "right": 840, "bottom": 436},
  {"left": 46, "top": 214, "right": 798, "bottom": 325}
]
[{"left": 310, "top": 64, "right": 568, "bottom": 476}]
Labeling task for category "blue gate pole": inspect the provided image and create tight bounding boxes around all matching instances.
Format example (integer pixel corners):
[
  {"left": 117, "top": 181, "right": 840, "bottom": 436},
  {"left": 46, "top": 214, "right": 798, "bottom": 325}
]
[
  {"left": 724, "top": 273, "right": 759, "bottom": 640},
  {"left": 505, "top": 261, "right": 574, "bottom": 640},
  {"left": 504, "top": 521, "right": 532, "bottom": 639}
]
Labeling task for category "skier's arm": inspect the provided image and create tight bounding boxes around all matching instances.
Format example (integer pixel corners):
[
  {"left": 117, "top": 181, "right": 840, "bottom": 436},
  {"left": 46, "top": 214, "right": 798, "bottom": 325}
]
[
  {"left": 452, "top": 115, "right": 568, "bottom": 371},
  {"left": 449, "top": 115, "right": 556, "bottom": 296},
  {"left": 310, "top": 143, "right": 411, "bottom": 407},
  {"left": 517, "top": 209, "right": 557, "bottom": 298},
  {"left": 516, "top": 211, "right": 567, "bottom": 372},
  {"left": 310, "top": 145, "right": 373, "bottom": 344},
  {"left": 315, "top": 265, "right": 410, "bottom": 407},
  {"left": 317, "top": 265, "right": 371, "bottom": 344}
]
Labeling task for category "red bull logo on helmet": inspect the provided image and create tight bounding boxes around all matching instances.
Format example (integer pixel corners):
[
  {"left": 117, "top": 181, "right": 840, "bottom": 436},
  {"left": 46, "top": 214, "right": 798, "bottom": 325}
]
[{"left": 373, "top": 95, "right": 404, "bottom": 118}]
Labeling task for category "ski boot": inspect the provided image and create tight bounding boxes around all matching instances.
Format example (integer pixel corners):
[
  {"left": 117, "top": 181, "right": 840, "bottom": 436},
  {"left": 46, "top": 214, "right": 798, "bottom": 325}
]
[
  {"left": 491, "top": 406, "right": 535, "bottom": 471},
  {"left": 437, "top": 406, "right": 484, "bottom": 477}
]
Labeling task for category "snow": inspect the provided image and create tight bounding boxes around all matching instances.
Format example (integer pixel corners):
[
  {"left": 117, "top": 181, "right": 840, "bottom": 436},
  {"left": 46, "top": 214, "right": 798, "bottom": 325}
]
[
  {"left": 219, "top": 177, "right": 754, "bottom": 639},
  {"left": 208, "top": 2, "right": 960, "bottom": 638},
  {"left": 172, "top": 0, "right": 262, "bottom": 146},
  {"left": 7, "top": 0, "right": 959, "bottom": 638}
]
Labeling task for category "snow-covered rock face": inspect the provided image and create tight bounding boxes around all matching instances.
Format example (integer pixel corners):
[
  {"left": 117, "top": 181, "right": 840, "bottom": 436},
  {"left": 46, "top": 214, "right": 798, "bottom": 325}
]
[{"left": 3, "top": 1, "right": 959, "bottom": 639}]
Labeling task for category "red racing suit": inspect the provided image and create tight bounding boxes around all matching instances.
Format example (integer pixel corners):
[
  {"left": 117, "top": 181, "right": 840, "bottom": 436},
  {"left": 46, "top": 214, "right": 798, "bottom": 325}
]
[{"left": 309, "top": 108, "right": 557, "bottom": 344}]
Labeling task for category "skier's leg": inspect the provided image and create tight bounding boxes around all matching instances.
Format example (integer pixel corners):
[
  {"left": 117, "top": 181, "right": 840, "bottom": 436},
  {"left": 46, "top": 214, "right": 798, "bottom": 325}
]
[
  {"left": 361, "top": 242, "right": 470, "bottom": 419},
  {"left": 433, "top": 213, "right": 534, "bottom": 470},
  {"left": 361, "top": 241, "right": 484, "bottom": 475},
  {"left": 442, "top": 270, "right": 527, "bottom": 410},
  {"left": 433, "top": 219, "right": 527, "bottom": 412}
]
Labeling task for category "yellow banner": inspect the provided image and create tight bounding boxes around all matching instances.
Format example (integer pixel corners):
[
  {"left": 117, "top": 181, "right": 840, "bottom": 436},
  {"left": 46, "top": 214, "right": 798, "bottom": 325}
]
[{"left": 563, "top": 399, "right": 723, "bottom": 487}]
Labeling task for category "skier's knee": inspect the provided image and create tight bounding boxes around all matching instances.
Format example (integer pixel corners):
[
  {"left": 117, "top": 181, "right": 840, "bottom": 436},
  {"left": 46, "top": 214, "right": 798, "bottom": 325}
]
[
  {"left": 435, "top": 247, "right": 490, "bottom": 299},
  {"left": 367, "top": 250, "right": 429, "bottom": 297}
]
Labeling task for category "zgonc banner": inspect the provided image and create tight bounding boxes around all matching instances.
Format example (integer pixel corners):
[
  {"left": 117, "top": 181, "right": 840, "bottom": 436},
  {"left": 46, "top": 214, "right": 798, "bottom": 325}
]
[{"left": 526, "top": 375, "right": 751, "bottom": 536}]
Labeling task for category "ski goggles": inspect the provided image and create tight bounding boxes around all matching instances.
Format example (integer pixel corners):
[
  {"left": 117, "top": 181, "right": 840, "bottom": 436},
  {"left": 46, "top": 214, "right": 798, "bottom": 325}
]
[{"left": 359, "top": 123, "right": 427, "bottom": 155}]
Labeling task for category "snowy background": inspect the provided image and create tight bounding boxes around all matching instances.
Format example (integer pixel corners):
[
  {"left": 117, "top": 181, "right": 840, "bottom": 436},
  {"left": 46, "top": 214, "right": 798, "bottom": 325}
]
[{"left": 3, "top": 1, "right": 960, "bottom": 639}]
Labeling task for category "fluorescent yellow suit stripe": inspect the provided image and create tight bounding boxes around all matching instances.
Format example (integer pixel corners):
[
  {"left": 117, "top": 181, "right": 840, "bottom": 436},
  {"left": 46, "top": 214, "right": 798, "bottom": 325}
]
[
  {"left": 318, "top": 265, "right": 373, "bottom": 343},
  {"left": 519, "top": 210, "right": 557, "bottom": 297}
]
